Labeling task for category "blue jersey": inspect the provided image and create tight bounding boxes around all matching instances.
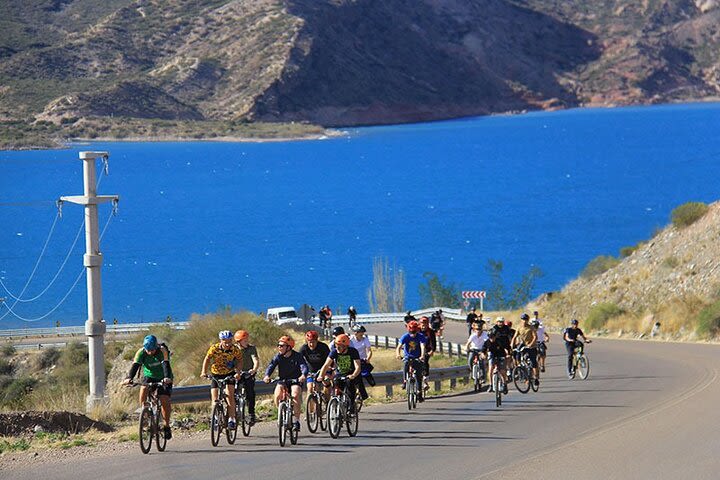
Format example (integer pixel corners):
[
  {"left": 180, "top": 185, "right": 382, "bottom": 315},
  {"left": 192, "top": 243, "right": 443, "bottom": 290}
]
[{"left": 399, "top": 332, "right": 427, "bottom": 359}]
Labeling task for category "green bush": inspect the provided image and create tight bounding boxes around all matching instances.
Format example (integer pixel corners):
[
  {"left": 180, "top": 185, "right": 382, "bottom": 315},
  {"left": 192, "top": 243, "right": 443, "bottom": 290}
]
[
  {"left": 0, "top": 358, "right": 13, "bottom": 376},
  {"left": 53, "top": 342, "right": 89, "bottom": 386},
  {"left": 619, "top": 243, "right": 643, "bottom": 258},
  {"left": 671, "top": 202, "right": 709, "bottom": 228},
  {"left": 34, "top": 346, "right": 61, "bottom": 369},
  {"left": 1, "top": 344, "right": 16, "bottom": 357},
  {"left": 586, "top": 303, "right": 623, "bottom": 331},
  {"left": 1, "top": 376, "right": 38, "bottom": 407},
  {"left": 696, "top": 299, "right": 720, "bottom": 338},
  {"left": 580, "top": 255, "right": 620, "bottom": 279}
]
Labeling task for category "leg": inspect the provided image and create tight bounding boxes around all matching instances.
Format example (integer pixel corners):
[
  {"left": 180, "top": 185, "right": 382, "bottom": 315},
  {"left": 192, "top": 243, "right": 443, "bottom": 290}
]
[
  {"left": 566, "top": 343, "right": 575, "bottom": 375},
  {"left": 273, "top": 384, "right": 284, "bottom": 406},
  {"left": 291, "top": 385, "right": 303, "bottom": 419},
  {"left": 139, "top": 385, "right": 149, "bottom": 406},
  {"left": 226, "top": 383, "right": 236, "bottom": 420},
  {"left": 357, "top": 375, "right": 369, "bottom": 400},
  {"left": 244, "top": 376, "right": 256, "bottom": 416},
  {"left": 159, "top": 394, "right": 172, "bottom": 426}
]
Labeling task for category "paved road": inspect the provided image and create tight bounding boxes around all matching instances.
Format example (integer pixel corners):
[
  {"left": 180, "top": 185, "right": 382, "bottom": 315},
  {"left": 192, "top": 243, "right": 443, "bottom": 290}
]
[{"left": 7, "top": 321, "right": 719, "bottom": 480}]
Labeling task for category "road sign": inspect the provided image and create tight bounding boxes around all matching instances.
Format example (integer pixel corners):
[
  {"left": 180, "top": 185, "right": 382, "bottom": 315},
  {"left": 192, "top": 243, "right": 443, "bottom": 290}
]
[{"left": 462, "top": 291, "right": 486, "bottom": 299}]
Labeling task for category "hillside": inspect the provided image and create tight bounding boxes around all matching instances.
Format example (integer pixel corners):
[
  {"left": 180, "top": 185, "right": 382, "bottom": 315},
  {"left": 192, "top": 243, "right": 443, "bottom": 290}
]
[
  {"left": 1, "top": 0, "right": 719, "bottom": 147},
  {"left": 539, "top": 201, "right": 720, "bottom": 336}
]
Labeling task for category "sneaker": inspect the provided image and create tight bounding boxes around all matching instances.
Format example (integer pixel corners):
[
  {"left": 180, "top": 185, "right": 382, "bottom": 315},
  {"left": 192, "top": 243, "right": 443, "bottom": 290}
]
[
  {"left": 248, "top": 414, "right": 256, "bottom": 426},
  {"left": 292, "top": 421, "right": 301, "bottom": 432},
  {"left": 502, "top": 384, "right": 508, "bottom": 395},
  {"left": 541, "top": 366, "right": 546, "bottom": 373},
  {"left": 488, "top": 385, "right": 494, "bottom": 392},
  {"left": 401, "top": 382, "right": 406, "bottom": 390},
  {"left": 423, "top": 380, "right": 429, "bottom": 391},
  {"left": 418, "top": 396, "right": 424, "bottom": 403},
  {"left": 163, "top": 426, "right": 172, "bottom": 440},
  {"left": 227, "top": 418, "right": 236, "bottom": 430},
  {"left": 534, "top": 378, "right": 539, "bottom": 387}
]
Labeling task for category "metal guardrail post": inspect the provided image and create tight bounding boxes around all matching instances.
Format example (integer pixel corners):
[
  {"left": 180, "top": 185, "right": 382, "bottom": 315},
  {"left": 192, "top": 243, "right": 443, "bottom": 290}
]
[
  {"left": 450, "top": 378, "right": 457, "bottom": 389},
  {"left": 434, "top": 380, "right": 441, "bottom": 391},
  {"left": 385, "top": 385, "right": 393, "bottom": 397}
]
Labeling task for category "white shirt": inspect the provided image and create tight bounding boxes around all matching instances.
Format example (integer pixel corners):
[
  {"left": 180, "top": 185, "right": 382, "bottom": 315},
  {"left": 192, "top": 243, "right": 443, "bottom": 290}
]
[
  {"left": 537, "top": 323, "right": 546, "bottom": 343},
  {"left": 350, "top": 335, "right": 372, "bottom": 360},
  {"left": 467, "top": 331, "right": 488, "bottom": 350}
]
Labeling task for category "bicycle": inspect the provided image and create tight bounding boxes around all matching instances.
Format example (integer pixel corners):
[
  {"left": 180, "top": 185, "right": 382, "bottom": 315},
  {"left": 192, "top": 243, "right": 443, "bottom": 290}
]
[
  {"left": 235, "top": 371, "right": 254, "bottom": 437},
  {"left": 570, "top": 340, "right": 591, "bottom": 379},
  {"left": 305, "top": 373, "right": 327, "bottom": 433},
  {"left": 128, "top": 381, "right": 168, "bottom": 454},
  {"left": 276, "top": 379, "right": 300, "bottom": 446},
  {"left": 512, "top": 346, "right": 533, "bottom": 394},
  {"left": 207, "top": 375, "right": 238, "bottom": 446},
  {"left": 489, "top": 359, "right": 506, "bottom": 408},
  {"left": 326, "top": 375, "right": 359, "bottom": 439},
  {"left": 404, "top": 358, "right": 423, "bottom": 410},
  {"left": 469, "top": 350, "right": 485, "bottom": 393}
]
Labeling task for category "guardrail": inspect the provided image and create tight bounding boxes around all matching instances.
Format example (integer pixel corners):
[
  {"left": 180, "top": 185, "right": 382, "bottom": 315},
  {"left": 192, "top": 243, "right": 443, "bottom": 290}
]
[{"left": 172, "top": 333, "right": 472, "bottom": 404}]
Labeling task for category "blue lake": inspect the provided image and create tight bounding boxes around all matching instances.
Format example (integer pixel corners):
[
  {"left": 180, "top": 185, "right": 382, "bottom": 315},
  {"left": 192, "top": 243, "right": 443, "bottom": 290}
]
[{"left": 1, "top": 103, "right": 719, "bottom": 328}]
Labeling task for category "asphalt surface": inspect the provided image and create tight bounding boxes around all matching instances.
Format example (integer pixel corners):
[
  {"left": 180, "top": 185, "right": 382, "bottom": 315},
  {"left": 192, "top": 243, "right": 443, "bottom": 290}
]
[{"left": 7, "top": 321, "right": 719, "bottom": 480}]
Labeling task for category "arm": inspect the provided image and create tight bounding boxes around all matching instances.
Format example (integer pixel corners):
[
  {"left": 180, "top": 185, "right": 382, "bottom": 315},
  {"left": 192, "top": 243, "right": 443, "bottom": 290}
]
[
  {"left": 396, "top": 342, "right": 403, "bottom": 359},
  {"left": 366, "top": 340, "right": 373, "bottom": 362},
  {"left": 160, "top": 346, "right": 172, "bottom": 381},
  {"left": 263, "top": 355, "right": 278, "bottom": 382},
  {"left": 201, "top": 354, "right": 211, "bottom": 377},
  {"left": 318, "top": 356, "right": 333, "bottom": 379},
  {"left": 251, "top": 353, "right": 260, "bottom": 374},
  {"left": 349, "top": 359, "right": 362, "bottom": 380}
]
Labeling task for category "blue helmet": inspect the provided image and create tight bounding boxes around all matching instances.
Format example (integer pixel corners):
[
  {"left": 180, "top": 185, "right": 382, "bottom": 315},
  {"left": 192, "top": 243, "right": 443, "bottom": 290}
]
[
  {"left": 219, "top": 330, "right": 233, "bottom": 340},
  {"left": 143, "top": 335, "right": 158, "bottom": 350}
]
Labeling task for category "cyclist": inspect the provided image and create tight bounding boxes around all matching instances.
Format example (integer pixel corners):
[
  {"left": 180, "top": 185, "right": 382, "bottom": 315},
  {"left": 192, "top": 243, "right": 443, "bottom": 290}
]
[
  {"left": 482, "top": 331, "right": 509, "bottom": 394},
  {"left": 263, "top": 335, "right": 308, "bottom": 432},
  {"left": 396, "top": 320, "right": 427, "bottom": 402},
  {"left": 200, "top": 330, "right": 243, "bottom": 430},
  {"left": 318, "top": 334, "right": 362, "bottom": 413},
  {"left": 347, "top": 306, "right": 358, "bottom": 328},
  {"left": 432, "top": 309, "right": 446, "bottom": 338},
  {"left": 122, "top": 335, "right": 173, "bottom": 440},
  {"left": 329, "top": 325, "right": 345, "bottom": 352},
  {"left": 419, "top": 316, "right": 436, "bottom": 391},
  {"left": 465, "top": 321, "right": 488, "bottom": 372},
  {"left": 350, "top": 325, "right": 372, "bottom": 398},
  {"left": 465, "top": 308, "right": 479, "bottom": 336},
  {"left": 564, "top": 319, "right": 591, "bottom": 378},
  {"left": 300, "top": 330, "right": 331, "bottom": 401},
  {"left": 404, "top": 310, "right": 416, "bottom": 324},
  {"left": 235, "top": 329, "right": 259, "bottom": 425},
  {"left": 490, "top": 317, "right": 512, "bottom": 368},
  {"left": 512, "top": 313, "right": 539, "bottom": 387},
  {"left": 532, "top": 313, "right": 550, "bottom": 373}
]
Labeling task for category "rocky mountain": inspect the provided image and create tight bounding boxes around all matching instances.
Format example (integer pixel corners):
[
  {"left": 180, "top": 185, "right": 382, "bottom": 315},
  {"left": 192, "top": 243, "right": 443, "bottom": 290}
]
[{"left": 0, "top": 0, "right": 719, "bottom": 131}]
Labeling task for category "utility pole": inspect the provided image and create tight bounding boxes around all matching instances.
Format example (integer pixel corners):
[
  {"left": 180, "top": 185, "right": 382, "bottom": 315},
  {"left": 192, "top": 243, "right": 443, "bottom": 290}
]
[{"left": 60, "top": 151, "right": 118, "bottom": 411}]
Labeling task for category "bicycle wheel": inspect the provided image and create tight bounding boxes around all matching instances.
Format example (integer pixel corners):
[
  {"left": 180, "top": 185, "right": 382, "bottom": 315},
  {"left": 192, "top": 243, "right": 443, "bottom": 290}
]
[
  {"left": 578, "top": 355, "right": 590, "bottom": 379},
  {"left": 355, "top": 392, "right": 363, "bottom": 414},
  {"left": 154, "top": 407, "right": 167, "bottom": 452},
  {"left": 278, "top": 402, "right": 288, "bottom": 447},
  {"left": 289, "top": 403, "right": 298, "bottom": 445},
  {"left": 319, "top": 394, "right": 327, "bottom": 431},
  {"left": 346, "top": 402, "right": 359, "bottom": 437},
  {"left": 239, "top": 396, "right": 251, "bottom": 437},
  {"left": 472, "top": 364, "right": 480, "bottom": 392},
  {"left": 306, "top": 394, "right": 319, "bottom": 433},
  {"left": 139, "top": 407, "right": 153, "bottom": 454},
  {"left": 531, "top": 373, "right": 539, "bottom": 392},
  {"left": 327, "top": 397, "right": 341, "bottom": 439},
  {"left": 492, "top": 373, "right": 501, "bottom": 407},
  {"left": 226, "top": 404, "right": 237, "bottom": 445},
  {"left": 211, "top": 402, "right": 223, "bottom": 447},
  {"left": 513, "top": 366, "right": 531, "bottom": 394}
]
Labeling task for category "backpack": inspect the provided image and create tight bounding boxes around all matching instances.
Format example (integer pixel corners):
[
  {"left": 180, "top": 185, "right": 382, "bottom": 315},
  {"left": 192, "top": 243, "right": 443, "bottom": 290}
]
[{"left": 430, "top": 314, "right": 442, "bottom": 331}]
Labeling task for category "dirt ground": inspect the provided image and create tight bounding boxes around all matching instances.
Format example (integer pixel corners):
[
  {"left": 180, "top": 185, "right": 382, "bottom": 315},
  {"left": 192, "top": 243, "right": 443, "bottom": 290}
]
[{"left": 0, "top": 411, "right": 113, "bottom": 436}]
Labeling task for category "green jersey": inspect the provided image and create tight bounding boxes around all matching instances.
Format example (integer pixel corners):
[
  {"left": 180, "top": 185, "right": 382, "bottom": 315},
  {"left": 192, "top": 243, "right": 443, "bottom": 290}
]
[
  {"left": 240, "top": 344, "right": 258, "bottom": 371},
  {"left": 133, "top": 347, "right": 172, "bottom": 380}
]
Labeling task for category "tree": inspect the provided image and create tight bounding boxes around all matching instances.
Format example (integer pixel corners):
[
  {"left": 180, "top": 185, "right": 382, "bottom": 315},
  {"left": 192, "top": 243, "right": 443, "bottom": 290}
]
[
  {"left": 485, "top": 259, "right": 543, "bottom": 310},
  {"left": 418, "top": 272, "right": 462, "bottom": 308},
  {"left": 367, "top": 257, "right": 405, "bottom": 313}
]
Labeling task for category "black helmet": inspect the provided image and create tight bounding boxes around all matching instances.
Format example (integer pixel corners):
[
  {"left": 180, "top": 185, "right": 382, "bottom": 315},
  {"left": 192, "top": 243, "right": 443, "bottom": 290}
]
[
  {"left": 332, "top": 326, "right": 345, "bottom": 336},
  {"left": 571, "top": 319, "right": 579, "bottom": 325},
  {"left": 520, "top": 313, "right": 530, "bottom": 321},
  {"left": 351, "top": 324, "right": 366, "bottom": 333}
]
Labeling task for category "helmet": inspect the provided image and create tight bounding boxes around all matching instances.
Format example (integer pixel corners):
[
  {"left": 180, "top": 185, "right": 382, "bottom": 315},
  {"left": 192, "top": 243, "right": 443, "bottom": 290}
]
[
  {"left": 495, "top": 316, "right": 505, "bottom": 323},
  {"left": 234, "top": 330, "right": 248, "bottom": 342},
  {"left": 521, "top": 313, "right": 530, "bottom": 321},
  {"left": 143, "top": 335, "right": 158, "bottom": 350},
  {"left": 571, "top": 319, "right": 579, "bottom": 325},
  {"left": 278, "top": 335, "right": 295, "bottom": 348},
  {"left": 533, "top": 311, "right": 539, "bottom": 316},
  {"left": 305, "top": 330, "right": 319, "bottom": 341},
  {"left": 219, "top": 330, "right": 233, "bottom": 340},
  {"left": 351, "top": 324, "right": 366, "bottom": 333},
  {"left": 332, "top": 326, "right": 345, "bottom": 336},
  {"left": 334, "top": 334, "right": 350, "bottom": 347},
  {"left": 407, "top": 320, "right": 420, "bottom": 333},
  {"left": 407, "top": 311, "right": 412, "bottom": 315}
]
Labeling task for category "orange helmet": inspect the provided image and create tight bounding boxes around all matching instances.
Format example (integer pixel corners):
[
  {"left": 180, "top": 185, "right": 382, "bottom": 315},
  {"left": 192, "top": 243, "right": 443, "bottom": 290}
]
[
  {"left": 334, "top": 334, "right": 350, "bottom": 347},
  {"left": 305, "top": 330, "right": 319, "bottom": 341},
  {"left": 234, "top": 330, "right": 249, "bottom": 342},
  {"left": 278, "top": 335, "right": 295, "bottom": 348},
  {"left": 407, "top": 320, "right": 420, "bottom": 333}
]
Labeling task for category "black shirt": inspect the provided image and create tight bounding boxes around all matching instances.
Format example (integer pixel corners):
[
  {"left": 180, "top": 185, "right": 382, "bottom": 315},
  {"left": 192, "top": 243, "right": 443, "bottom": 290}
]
[
  {"left": 265, "top": 350, "right": 308, "bottom": 379},
  {"left": 466, "top": 312, "right": 478, "bottom": 325},
  {"left": 482, "top": 339, "right": 507, "bottom": 358},
  {"left": 328, "top": 347, "right": 360, "bottom": 376},
  {"left": 420, "top": 327, "right": 437, "bottom": 353},
  {"left": 299, "top": 342, "right": 331, "bottom": 372},
  {"left": 564, "top": 327, "right": 585, "bottom": 343}
]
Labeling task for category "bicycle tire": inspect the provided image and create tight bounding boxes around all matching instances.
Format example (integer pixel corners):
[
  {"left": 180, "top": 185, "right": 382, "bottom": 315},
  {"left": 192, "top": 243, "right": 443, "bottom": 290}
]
[
  {"left": 327, "top": 397, "right": 341, "bottom": 439},
  {"left": 226, "top": 404, "right": 237, "bottom": 445},
  {"left": 578, "top": 355, "right": 590, "bottom": 379},
  {"left": 211, "top": 402, "right": 223, "bottom": 447},
  {"left": 531, "top": 374, "right": 539, "bottom": 392},
  {"left": 154, "top": 407, "right": 167, "bottom": 452},
  {"left": 289, "top": 403, "right": 299, "bottom": 445},
  {"left": 472, "top": 364, "right": 480, "bottom": 392},
  {"left": 493, "top": 373, "right": 501, "bottom": 408},
  {"left": 319, "top": 394, "right": 327, "bottom": 431},
  {"left": 409, "top": 378, "right": 417, "bottom": 410},
  {"left": 306, "top": 394, "right": 319, "bottom": 433},
  {"left": 513, "top": 366, "right": 531, "bottom": 394},
  {"left": 355, "top": 392, "right": 363, "bottom": 414},
  {"left": 239, "top": 396, "right": 251, "bottom": 437},
  {"left": 278, "top": 402, "right": 288, "bottom": 447},
  {"left": 346, "top": 403, "right": 359, "bottom": 437},
  {"left": 139, "top": 407, "right": 153, "bottom": 454}
]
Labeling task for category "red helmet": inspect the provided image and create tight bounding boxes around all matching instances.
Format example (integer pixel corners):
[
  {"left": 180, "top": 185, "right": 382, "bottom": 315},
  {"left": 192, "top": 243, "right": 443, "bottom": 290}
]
[
  {"left": 505, "top": 320, "right": 513, "bottom": 327},
  {"left": 305, "top": 330, "right": 319, "bottom": 341},
  {"left": 407, "top": 320, "right": 420, "bottom": 333},
  {"left": 334, "top": 334, "right": 350, "bottom": 347},
  {"left": 234, "top": 330, "right": 248, "bottom": 342},
  {"left": 278, "top": 335, "right": 295, "bottom": 349}
]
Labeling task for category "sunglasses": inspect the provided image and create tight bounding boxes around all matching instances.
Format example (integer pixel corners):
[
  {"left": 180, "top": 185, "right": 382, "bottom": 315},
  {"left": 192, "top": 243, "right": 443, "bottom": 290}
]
[{"left": 277, "top": 343, "right": 288, "bottom": 347}]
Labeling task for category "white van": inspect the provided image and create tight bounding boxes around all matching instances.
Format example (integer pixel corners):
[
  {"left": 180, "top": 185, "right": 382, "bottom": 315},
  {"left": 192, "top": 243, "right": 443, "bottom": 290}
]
[{"left": 266, "top": 307, "right": 302, "bottom": 326}]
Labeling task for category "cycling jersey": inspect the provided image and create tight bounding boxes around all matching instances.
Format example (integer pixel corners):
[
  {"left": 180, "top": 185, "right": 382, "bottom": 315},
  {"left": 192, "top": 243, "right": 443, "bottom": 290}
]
[
  {"left": 265, "top": 350, "right": 309, "bottom": 380},
  {"left": 132, "top": 346, "right": 173, "bottom": 380},
  {"left": 328, "top": 346, "right": 360, "bottom": 375},
  {"left": 205, "top": 343, "right": 243, "bottom": 376},
  {"left": 299, "top": 342, "right": 330, "bottom": 372},
  {"left": 482, "top": 339, "right": 507, "bottom": 359},
  {"left": 399, "top": 332, "right": 427, "bottom": 359}
]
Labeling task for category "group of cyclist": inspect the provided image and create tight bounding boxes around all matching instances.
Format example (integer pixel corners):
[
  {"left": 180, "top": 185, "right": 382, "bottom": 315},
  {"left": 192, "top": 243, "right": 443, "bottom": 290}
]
[{"left": 123, "top": 309, "right": 590, "bottom": 443}]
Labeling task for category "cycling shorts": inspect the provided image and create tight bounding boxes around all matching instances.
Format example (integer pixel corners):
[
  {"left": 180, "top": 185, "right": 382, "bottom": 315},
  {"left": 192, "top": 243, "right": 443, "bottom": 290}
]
[
  {"left": 537, "top": 342, "right": 547, "bottom": 356},
  {"left": 487, "top": 354, "right": 506, "bottom": 367},
  {"left": 210, "top": 372, "right": 235, "bottom": 389}
]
